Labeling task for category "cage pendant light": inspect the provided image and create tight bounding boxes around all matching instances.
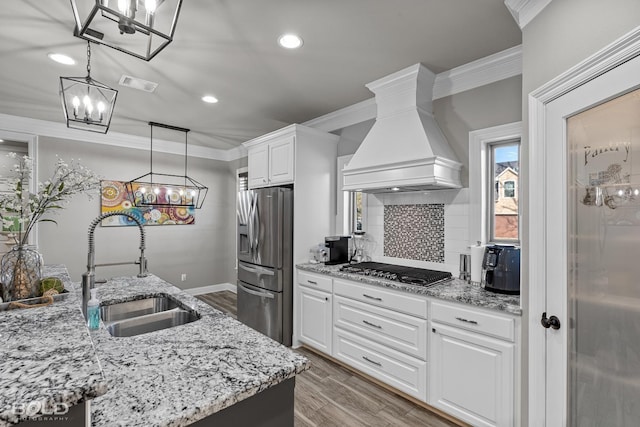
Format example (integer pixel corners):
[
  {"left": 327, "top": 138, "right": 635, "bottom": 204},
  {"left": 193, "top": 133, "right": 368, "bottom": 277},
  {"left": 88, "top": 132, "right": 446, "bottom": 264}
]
[
  {"left": 60, "top": 41, "right": 117, "bottom": 134},
  {"left": 125, "top": 122, "right": 208, "bottom": 209},
  {"left": 70, "top": 0, "right": 183, "bottom": 61}
]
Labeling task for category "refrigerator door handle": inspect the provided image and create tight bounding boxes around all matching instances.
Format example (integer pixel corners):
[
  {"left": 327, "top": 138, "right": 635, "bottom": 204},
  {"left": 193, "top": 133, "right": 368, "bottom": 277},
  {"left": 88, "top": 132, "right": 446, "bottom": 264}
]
[
  {"left": 238, "top": 263, "right": 275, "bottom": 276},
  {"left": 238, "top": 282, "right": 275, "bottom": 299}
]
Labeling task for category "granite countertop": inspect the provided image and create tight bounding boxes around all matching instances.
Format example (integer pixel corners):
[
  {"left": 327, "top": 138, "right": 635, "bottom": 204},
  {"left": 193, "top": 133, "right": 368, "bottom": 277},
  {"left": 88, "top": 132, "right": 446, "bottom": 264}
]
[
  {"left": 79, "top": 274, "right": 309, "bottom": 427},
  {"left": 0, "top": 265, "right": 108, "bottom": 426},
  {"left": 297, "top": 263, "right": 522, "bottom": 316}
]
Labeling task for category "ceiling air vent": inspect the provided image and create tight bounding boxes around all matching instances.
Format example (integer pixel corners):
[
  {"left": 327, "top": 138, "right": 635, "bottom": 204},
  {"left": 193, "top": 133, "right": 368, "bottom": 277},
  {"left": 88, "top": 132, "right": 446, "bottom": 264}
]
[{"left": 118, "top": 75, "right": 158, "bottom": 93}]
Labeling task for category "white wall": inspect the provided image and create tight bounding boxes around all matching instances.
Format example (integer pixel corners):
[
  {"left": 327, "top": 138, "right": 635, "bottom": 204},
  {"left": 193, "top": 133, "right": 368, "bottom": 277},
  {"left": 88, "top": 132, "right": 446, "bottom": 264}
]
[{"left": 36, "top": 136, "right": 237, "bottom": 289}]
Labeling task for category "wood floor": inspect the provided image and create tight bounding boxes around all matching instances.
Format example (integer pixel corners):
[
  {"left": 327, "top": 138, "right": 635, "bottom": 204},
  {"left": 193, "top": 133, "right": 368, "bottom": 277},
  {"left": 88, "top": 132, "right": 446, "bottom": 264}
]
[{"left": 196, "top": 291, "right": 458, "bottom": 427}]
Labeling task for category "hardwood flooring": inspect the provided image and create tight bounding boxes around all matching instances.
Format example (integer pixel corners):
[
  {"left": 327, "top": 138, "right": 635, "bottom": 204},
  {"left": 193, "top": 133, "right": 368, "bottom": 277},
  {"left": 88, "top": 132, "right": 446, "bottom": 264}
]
[{"left": 197, "top": 291, "right": 458, "bottom": 427}]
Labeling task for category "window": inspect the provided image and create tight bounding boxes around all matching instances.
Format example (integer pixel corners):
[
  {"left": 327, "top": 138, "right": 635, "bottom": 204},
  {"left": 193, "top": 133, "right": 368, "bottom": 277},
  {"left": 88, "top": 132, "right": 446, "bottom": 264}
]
[
  {"left": 350, "top": 191, "right": 364, "bottom": 232},
  {"left": 237, "top": 171, "right": 248, "bottom": 192},
  {"left": 468, "top": 122, "right": 522, "bottom": 246},
  {"left": 504, "top": 181, "right": 515, "bottom": 198},
  {"left": 490, "top": 141, "right": 520, "bottom": 242},
  {"left": 336, "top": 155, "right": 366, "bottom": 234}
]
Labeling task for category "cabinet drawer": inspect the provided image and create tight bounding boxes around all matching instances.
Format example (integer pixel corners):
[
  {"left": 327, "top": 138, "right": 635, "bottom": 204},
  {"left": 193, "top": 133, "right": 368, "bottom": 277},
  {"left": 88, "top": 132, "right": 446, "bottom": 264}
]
[
  {"left": 333, "top": 328, "right": 427, "bottom": 401},
  {"left": 334, "top": 279, "right": 427, "bottom": 319},
  {"left": 297, "top": 270, "right": 332, "bottom": 293},
  {"left": 431, "top": 301, "right": 515, "bottom": 342},
  {"left": 334, "top": 295, "right": 427, "bottom": 360}
]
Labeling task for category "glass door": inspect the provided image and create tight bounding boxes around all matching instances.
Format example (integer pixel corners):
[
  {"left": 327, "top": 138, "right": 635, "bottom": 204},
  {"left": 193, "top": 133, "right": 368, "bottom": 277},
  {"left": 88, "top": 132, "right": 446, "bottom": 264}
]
[{"left": 566, "top": 87, "right": 640, "bottom": 426}]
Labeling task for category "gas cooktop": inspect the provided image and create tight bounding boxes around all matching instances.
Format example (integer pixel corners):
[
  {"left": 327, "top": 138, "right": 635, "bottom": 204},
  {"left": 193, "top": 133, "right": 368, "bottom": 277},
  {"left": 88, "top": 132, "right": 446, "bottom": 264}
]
[{"left": 339, "top": 262, "right": 452, "bottom": 287}]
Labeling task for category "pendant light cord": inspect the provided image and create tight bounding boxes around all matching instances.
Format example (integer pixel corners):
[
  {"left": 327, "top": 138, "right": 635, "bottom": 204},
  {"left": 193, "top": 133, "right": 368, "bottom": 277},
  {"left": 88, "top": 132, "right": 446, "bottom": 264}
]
[{"left": 86, "top": 41, "right": 92, "bottom": 79}]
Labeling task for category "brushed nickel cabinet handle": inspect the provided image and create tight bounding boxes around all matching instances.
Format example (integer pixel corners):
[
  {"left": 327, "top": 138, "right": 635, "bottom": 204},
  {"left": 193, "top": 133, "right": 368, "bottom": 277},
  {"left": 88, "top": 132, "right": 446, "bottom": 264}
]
[
  {"left": 362, "top": 356, "right": 382, "bottom": 367},
  {"left": 307, "top": 280, "right": 318, "bottom": 285},
  {"left": 362, "top": 294, "right": 382, "bottom": 301},
  {"left": 456, "top": 316, "right": 478, "bottom": 325},
  {"left": 362, "top": 320, "right": 382, "bottom": 329}
]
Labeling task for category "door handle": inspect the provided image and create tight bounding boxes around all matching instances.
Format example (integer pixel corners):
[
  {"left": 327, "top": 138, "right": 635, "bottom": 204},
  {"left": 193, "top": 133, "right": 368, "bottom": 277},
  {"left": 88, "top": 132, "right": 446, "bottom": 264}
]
[
  {"left": 238, "top": 263, "right": 275, "bottom": 276},
  {"left": 541, "top": 312, "right": 561, "bottom": 330},
  {"left": 238, "top": 283, "right": 275, "bottom": 299}
]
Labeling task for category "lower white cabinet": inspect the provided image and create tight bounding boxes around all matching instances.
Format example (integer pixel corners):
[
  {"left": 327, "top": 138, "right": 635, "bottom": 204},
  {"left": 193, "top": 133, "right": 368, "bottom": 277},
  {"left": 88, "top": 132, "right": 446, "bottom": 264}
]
[
  {"left": 298, "top": 285, "right": 332, "bottom": 354},
  {"left": 429, "top": 322, "right": 515, "bottom": 427},
  {"left": 333, "top": 327, "right": 427, "bottom": 401}
]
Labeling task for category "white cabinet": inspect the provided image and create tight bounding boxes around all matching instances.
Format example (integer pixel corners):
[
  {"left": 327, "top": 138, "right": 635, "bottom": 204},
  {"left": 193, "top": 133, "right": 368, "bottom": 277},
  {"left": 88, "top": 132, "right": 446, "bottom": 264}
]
[
  {"left": 247, "top": 135, "right": 294, "bottom": 188},
  {"left": 298, "top": 284, "right": 332, "bottom": 354},
  {"left": 430, "top": 302, "right": 516, "bottom": 427}
]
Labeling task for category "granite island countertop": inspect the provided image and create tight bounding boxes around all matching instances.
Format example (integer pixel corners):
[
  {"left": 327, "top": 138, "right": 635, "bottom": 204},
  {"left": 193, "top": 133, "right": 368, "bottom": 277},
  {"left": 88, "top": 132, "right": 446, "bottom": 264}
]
[
  {"left": 77, "top": 274, "right": 309, "bottom": 427},
  {"left": 0, "top": 265, "right": 108, "bottom": 426},
  {"left": 297, "top": 263, "right": 522, "bottom": 316}
]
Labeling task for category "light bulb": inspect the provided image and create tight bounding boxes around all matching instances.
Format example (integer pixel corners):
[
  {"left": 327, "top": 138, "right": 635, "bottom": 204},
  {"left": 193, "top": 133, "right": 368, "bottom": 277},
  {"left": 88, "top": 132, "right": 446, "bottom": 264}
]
[
  {"left": 618, "top": 189, "right": 624, "bottom": 196},
  {"left": 179, "top": 189, "right": 184, "bottom": 196},
  {"left": 118, "top": 0, "right": 131, "bottom": 14},
  {"left": 166, "top": 188, "right": 172, "bottom": 195},
  {"left": 153, "top": 187, "right": 160, "bottom": 195},
  {"left": 139, "top": 187, "right": 146, "bottom": 194},
  {"left": 86, "top": 102, "right": 94, "bottom": 116},
  {"left": 72, "top": 96, "right": 80, "bottom": 118},
  {"left": 145, "top": 0, "right": 157, "bottom": 13},
  {"left": 190, "top": 190, "right": 196, "bottom": 197},
  {"left": 635, "top": 189, "right": 640, "bottom": 196},
  {"left": 97, "top": 102, "right": 105, "bottom": 113}
]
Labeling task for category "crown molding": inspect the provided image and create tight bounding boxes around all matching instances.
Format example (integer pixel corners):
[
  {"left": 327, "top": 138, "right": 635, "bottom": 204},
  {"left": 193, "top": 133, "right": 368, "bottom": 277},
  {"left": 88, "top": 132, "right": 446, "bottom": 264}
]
[
  {"left": 303, "top": 45, "right": 522, "bottom": 133},
  {"left": 302, "top": 98, "right": 376, "bottom": 133},
  {"left": 0, "top": 113, "right": 231, "bottom": 161},
  {"left": 504, "top": 0, "right": 553, "bottom": 29},
  {"left": 433, "top": 45, "right": 522, "bottom": 99}
]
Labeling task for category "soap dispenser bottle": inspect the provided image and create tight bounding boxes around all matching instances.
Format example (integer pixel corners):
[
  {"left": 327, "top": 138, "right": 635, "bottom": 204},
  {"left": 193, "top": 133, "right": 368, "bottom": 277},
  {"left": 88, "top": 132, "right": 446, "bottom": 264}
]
[{"left": 87, "top": 289, "right": 100, "bottom": 330}]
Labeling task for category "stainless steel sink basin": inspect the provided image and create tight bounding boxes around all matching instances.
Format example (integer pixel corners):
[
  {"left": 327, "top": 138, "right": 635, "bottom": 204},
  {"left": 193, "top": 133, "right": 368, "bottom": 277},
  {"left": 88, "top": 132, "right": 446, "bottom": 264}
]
[
  {"left": 105, "top": 309, "right": 200, "bottom": 337},
  {"left": 100, "top": 294, "right": 200, "bottom": 337},
  {"left": 101, "top": 295, "right": 180, "bottom": 322}
]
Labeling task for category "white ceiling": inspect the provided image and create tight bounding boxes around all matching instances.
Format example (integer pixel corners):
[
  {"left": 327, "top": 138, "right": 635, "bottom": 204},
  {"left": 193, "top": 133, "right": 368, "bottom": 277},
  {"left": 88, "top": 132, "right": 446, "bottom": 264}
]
[{"left": 0, "top": 1, "right": 521, "bottom": 149}]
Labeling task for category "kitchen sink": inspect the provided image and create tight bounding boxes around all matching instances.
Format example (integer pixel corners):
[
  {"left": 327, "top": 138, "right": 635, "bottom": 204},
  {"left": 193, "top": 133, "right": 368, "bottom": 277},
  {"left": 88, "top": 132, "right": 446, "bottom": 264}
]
[
  {"left": 105, "top": 309, "right": 200, "bottom": 337},
  {"left": 100, "top": 294, "right": 200, "bottom": 337},
  {"left": 101, "top": 295, "right": 181, "bottom": 322}
]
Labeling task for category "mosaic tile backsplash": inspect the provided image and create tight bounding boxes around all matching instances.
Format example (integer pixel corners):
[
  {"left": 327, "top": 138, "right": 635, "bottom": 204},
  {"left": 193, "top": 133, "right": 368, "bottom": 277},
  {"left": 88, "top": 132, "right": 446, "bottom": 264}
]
[{"left": 384, "top": 204, "right": 445, "bottom": 262}]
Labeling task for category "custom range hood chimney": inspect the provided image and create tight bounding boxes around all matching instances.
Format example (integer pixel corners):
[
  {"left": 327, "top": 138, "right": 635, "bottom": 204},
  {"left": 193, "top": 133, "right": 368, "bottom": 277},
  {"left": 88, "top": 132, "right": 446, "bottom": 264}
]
[{"left": 342, "top": 64, "right": 462, "bottom": 193}]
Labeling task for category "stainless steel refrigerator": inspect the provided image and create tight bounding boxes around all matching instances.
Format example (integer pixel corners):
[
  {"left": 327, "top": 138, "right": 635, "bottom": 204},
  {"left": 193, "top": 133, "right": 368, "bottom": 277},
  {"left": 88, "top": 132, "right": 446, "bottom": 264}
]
[{"left": 236, "top": 187, "right": 293, "bottom": 346}]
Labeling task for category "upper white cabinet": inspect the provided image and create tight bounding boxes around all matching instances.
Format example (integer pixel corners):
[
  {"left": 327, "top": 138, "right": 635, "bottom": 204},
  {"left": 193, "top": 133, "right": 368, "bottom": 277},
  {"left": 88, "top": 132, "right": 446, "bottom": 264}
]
[{"left": 247, "top": 134, "right": 295, "bottom": 188}]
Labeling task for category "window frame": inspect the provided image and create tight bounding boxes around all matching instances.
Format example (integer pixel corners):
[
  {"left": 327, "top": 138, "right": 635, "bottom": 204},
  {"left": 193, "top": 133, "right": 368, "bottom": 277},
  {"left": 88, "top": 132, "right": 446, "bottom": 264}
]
[{"left": 469, "top": 122, "right": 522, "bottom": 246}]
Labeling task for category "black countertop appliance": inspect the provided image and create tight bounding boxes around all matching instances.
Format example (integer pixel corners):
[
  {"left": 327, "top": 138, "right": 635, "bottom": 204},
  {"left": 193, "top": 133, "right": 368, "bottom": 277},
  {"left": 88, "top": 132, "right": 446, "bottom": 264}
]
[
  {"left": 324, "top": 236, "right": 350, "bottom": 265},
  {"left": 481, "top": 245, "right": 520, "bottom": 294}
]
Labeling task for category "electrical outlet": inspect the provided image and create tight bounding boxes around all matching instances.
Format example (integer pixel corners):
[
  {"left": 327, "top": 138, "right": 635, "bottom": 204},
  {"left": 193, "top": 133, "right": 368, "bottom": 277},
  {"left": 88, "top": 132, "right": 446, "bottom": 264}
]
[{"left": 181, "top": 273, "right": 187, "bottom": 281}]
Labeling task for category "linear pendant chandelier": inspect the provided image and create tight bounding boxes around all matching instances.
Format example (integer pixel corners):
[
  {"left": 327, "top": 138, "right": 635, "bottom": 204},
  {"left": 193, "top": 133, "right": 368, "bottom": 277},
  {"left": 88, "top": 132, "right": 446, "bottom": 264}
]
[
  {"left": 70, "top": 0, "right": 184, "bottom": 61},
  {"left": 125, "top": 122, "right": 208, "bottom": 209},
  {"left": 60, "top": 41, "right": 117, "bottom": 133}
]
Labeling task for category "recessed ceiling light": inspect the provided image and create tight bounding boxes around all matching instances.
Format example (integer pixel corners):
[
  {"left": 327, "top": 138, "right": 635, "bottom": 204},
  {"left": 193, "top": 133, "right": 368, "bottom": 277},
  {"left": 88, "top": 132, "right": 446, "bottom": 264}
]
[
  {"left": 202, "top": 95, "right": 219, "bottom": 104},
  {"left": 47, "top": 53, "right": 76, "bottom": 65},
  {"left": 278, "top": 33, "right": 303, "bottom": 49}
]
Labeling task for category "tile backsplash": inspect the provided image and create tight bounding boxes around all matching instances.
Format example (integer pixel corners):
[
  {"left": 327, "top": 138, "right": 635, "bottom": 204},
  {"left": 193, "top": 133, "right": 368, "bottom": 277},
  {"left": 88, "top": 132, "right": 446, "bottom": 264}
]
[
  {"left": 383, "top": 204, "right": 445, "bottom": 262},
  {"left": 365, "top": 188, "right": 469, "bottom": 274}
]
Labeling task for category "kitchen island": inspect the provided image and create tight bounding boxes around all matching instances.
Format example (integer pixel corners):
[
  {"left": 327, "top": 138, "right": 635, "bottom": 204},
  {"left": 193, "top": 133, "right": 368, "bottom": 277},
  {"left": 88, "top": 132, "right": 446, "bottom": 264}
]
[{"left": 0, "top": 266, "right": 309, "bottom": 427}]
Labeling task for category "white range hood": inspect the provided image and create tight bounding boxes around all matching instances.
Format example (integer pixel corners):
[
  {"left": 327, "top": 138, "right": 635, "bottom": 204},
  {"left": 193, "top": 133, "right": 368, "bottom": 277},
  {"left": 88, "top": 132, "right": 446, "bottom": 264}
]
[{"left": 342, "top": 64, "right": 462, "bottom": 193}]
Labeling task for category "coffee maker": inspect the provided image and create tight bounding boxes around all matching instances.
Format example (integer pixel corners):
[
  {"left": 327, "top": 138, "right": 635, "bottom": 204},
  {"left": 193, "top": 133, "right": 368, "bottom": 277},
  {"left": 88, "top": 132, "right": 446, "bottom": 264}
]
[
  {"left": 481, "top": 245, "right": 520, "bottom": 294},
  {"left": 324, "top": 236, "right": 350, "bottom": 265}
]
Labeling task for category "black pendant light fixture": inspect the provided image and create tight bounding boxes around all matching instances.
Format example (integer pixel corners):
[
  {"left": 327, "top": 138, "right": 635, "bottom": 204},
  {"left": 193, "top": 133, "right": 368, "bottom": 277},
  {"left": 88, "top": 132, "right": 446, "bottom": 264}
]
[
  {"left": 70, "top": 0, "right": 183, "bottom": 61},
  {"left": 60, "top": 41, "right": 117, "bottom": 134},
  {"left": 126, "top": 122, "right": 208, "bottom": 209}
]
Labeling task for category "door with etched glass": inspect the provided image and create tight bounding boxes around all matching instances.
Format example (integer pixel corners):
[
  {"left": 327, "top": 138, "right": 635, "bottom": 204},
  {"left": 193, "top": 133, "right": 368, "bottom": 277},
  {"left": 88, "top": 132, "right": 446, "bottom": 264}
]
[{"left": 544, "top": 53, "right": 640, "bottom": 426}]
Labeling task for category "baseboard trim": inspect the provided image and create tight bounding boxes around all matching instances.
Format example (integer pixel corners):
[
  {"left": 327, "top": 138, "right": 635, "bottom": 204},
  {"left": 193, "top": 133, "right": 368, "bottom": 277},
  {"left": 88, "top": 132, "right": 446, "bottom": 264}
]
[{"left": 184, "top": 283, "right": 237, "bottom": 295}]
